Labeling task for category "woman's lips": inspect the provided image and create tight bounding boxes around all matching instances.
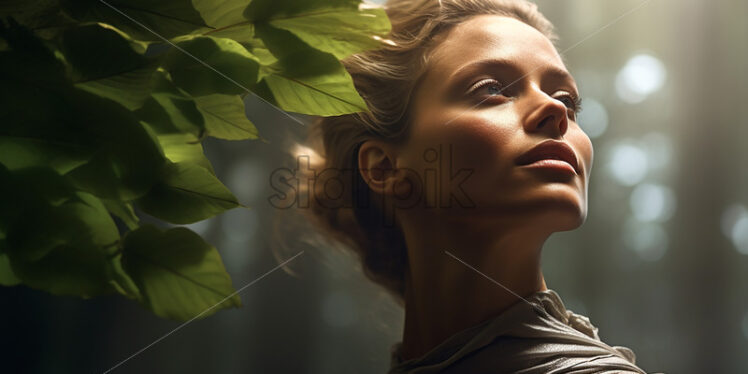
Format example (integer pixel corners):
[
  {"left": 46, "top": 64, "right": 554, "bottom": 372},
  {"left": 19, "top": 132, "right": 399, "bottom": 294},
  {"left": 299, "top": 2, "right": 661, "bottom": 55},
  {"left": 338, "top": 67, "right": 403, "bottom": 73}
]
[
  {"left": 518, "top": 158, "right": 577, "bottom": 174},
  {"left": 515, "top": 140, "right": 580, "bottom": 175}
]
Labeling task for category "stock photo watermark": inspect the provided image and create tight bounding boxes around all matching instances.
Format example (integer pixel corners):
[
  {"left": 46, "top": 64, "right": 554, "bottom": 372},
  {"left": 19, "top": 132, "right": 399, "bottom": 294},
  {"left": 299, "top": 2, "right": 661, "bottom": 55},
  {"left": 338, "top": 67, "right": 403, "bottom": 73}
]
[{"left": 268, "top": 144, "right": 477, "bottom": 226}]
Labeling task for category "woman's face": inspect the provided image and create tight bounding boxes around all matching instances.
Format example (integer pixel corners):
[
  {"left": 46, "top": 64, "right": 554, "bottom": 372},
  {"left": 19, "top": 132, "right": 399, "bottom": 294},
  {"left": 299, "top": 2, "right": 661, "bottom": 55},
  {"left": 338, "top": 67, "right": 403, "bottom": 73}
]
[{"left": 397, "top": 15, "right": 593, "bottom": 232}]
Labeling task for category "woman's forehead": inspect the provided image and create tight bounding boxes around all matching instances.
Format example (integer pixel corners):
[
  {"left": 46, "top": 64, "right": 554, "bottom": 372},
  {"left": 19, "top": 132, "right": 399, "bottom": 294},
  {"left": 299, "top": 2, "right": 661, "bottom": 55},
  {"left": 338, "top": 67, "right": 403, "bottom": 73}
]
[{"left": 427, "top": 14, "right": 567, "bottom": 80}]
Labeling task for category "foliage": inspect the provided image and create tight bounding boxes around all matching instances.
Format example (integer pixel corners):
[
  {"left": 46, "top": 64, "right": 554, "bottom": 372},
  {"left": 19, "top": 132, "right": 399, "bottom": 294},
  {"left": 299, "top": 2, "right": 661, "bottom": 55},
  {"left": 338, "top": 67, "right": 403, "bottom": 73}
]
[{"left": 0, "top": 0, "right": 390, "bottom": 321}]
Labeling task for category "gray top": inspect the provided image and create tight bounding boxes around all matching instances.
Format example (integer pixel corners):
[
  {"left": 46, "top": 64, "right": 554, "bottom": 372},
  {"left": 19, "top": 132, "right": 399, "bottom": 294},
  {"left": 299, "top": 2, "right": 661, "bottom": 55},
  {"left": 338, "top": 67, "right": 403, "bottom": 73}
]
[{"left": 388, "top": 289, "right": 653, "bottom": 373}]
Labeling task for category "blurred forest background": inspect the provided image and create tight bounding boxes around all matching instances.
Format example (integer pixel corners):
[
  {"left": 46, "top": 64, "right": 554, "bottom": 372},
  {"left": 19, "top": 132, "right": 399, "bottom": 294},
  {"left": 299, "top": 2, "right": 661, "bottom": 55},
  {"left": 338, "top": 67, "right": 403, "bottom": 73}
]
[{"left": 2, "top": 0, "right": 747, "bottom": 373}]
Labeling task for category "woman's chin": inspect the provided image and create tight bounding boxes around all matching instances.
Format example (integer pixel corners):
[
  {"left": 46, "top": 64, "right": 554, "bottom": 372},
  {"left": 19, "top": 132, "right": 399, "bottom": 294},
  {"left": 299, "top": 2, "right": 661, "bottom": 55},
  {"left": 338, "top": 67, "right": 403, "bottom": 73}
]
[
  {"left": 512, "top": 192, "right": 588, "bottom": 231},
  {"left": 554, "top": 210, "right": 587, "bottom": 232}
]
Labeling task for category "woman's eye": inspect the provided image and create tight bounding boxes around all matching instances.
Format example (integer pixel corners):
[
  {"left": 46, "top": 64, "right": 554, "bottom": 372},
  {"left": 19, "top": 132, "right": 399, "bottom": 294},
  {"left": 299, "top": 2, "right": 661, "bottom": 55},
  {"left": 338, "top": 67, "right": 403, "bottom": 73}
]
[
  {"left": 556, "top": 94, "right": 582, "bottom": 113},
  {"left": 486, "top": 84, "right": 502, "bottom": 96},
  {"left": 558, "top": 96, "right": 575, "bottom": 108},
  {"left": 469, "top": 79, "right": 504, "bottom": 97}
]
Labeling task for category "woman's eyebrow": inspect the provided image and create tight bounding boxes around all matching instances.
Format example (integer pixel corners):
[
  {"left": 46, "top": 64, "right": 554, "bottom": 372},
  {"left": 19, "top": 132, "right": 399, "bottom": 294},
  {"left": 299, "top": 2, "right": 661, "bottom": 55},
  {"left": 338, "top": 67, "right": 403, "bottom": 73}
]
[{"left": 448, "top": 58, "right": 578, "bottom": 90}]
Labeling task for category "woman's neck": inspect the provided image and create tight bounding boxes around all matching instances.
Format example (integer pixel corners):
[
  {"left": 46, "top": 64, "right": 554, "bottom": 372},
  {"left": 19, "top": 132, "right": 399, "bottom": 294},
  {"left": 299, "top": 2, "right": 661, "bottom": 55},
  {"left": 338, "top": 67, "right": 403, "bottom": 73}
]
[{"left": 397, "top": 213, "right": 549, "bottom": 362}]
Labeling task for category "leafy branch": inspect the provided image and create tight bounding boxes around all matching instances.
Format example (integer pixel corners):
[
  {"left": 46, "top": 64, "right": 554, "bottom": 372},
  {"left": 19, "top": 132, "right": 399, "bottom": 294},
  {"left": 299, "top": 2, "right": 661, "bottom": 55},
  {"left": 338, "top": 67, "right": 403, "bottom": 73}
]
[{"left": 0, "top": 0, "right": 390, "bottom": 321}]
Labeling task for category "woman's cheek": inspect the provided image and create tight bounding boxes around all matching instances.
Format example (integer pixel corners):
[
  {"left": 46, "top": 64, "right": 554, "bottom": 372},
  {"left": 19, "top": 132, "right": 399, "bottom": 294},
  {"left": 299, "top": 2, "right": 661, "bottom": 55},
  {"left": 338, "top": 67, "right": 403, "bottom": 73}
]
[{"left": 444, "top": 120, "right": 514, "bottom": 172}]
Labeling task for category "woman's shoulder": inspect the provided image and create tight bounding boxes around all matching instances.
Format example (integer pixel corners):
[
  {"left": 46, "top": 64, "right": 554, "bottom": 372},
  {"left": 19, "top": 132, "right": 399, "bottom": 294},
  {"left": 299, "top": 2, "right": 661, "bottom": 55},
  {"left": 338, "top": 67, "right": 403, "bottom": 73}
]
[{"left": 389, "top": 289, "right": 653, "bottom": 374}]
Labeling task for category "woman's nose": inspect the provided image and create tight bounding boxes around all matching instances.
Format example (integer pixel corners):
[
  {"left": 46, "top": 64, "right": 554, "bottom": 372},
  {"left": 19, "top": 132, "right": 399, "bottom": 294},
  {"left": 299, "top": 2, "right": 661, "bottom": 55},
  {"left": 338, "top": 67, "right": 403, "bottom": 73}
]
[{"left": 523, "top": 88, "right": 569, "bottom": 138}]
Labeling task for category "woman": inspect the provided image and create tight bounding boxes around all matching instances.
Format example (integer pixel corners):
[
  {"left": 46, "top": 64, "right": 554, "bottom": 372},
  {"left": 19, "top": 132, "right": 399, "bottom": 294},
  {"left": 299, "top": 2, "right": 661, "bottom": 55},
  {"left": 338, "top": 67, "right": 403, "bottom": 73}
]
[{"left": 290, "top": 0, "right": 651, "bottom": 372}]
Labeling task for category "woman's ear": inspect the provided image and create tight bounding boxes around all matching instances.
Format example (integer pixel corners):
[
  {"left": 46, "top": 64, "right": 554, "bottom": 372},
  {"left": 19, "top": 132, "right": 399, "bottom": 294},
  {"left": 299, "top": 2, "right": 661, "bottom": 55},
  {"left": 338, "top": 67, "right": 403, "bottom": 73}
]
[{"left": 358, "top": 140, "right": 403, "bottom": 197}]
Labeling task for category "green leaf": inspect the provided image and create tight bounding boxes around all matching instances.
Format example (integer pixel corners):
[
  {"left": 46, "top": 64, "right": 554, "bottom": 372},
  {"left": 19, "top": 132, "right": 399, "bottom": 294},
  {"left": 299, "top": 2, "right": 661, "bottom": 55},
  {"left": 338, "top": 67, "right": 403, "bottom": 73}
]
[
  {"left": 164, "top": 36, "right": 260, "bottom": 96},
  {"left": 9, "top": 243, "right": 116, "bottom": 297},
  {"left": 0, "top": 0, "right": 390, "bottom": 322},
  {"left": 4, "top": 187, "right": 120, "bottom": 263},
  {"left": 2, "top": 167, "right": 79, "bottom": 208},
  {"left": 107, "top": 253, "right": 142, "bottom": 300},
  {"left": 0, "top": 166, "right": 80, "bottom": 247},
  {"left": 240, "top": 77, "right": 278, "bottom": 106},
  {"left": 0, "top": 84, "right": 99, "bottom": 178},
  {"left": 193, "top": 0, "right": 255, "bottom": 42},
  {"left": 135, "top": 70, "right": 206, "bottom": 137},
  {"left": 1, "top": 22, "right": 166, "bottom": 201},
  {"left": 242, "top": 36, "right": 278, "bottom": 67},
  {"left": 60, "top": 23, "right": 156, "bottom": 110},
  {"left": 156, "top": 133, "right": 215, "bottom": 173},
  {"left": 262, "top": 70, "right": 367, "bottom": 115},
  {"left": 256, "top": 24, "right": 367, "bottom": 115},
  {"left": 0, "top": 17, "right": 70, "bottom": 89},
  {"left": 0, "top": 135, "right": 93, "bottom": 174},
  {"left": 136, "top": 162, "right": 238, "bottom": 224},
  {"left": 0, "top": 24, "right": 99, "bottom": 174},
  {"left": 0, "top": 33, "right": 166, "bottom": 201},
  {"left": 0, "top": 1, "right": 77, "bottom": 39},
  {"left": 59, "top": 0, "right": 209, "bottom": 41},
  {"left": 194, "top": 94, "right": 258, "bottom": 140},
  {"left": 2, "top": 185, "right": 120, "bottom": 297},
  {"left": 65, "top": 91, "right": 167, "bottom": 201},
  {"left": 269, "top": 7, "right": 391, "bottom": 60},
  {"left": 244, "top": 0, "right": 360, "bottom": 21},
  {"left": 121, "top": 225, "right": 241, "bottom": 321},
  {"left": 0, "top": 252, "right": 21, "bottom": 286},
  {"left": 193, "top": 0, "right": 250, "bottom": 27},
  {"left": 202, "top": 22, "right": 255, "bottom": 43},
  {"left": 102, "top": 199, "right": 140, "bottom": 230}
]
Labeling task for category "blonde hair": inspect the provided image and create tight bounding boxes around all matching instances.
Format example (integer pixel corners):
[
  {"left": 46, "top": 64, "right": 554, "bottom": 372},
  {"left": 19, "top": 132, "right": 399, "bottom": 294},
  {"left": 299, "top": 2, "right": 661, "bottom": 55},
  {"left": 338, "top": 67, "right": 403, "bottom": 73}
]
[{"left": 282, "top": 0, "right": 558, "bottom": 304}]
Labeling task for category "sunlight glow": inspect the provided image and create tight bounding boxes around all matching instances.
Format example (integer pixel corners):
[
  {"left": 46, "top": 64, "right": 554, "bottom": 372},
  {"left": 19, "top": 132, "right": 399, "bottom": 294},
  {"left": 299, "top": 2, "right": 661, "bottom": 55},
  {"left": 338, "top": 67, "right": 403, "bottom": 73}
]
[{"left": 615, "top": 54, "right": 667, "bottom": 103}]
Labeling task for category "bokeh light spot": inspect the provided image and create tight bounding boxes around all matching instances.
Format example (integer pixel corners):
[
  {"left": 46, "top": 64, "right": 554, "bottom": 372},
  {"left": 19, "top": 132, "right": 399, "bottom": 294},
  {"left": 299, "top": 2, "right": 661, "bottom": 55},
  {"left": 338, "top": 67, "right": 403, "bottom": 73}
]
[
  {"left": 608, "top": 142, "right": 649, "bottom": 186},
  {"left": 616, "top": 54, "right": 667, "bottom": 103},
  {"left": 721, "top": 204, "right": 748, "bottom": 255},
  {"left": 577, "top": 97, "right": 609, "bottom": 138},
  {"left": 629, "top": 183, "right": 677, "bottom": 222}
]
